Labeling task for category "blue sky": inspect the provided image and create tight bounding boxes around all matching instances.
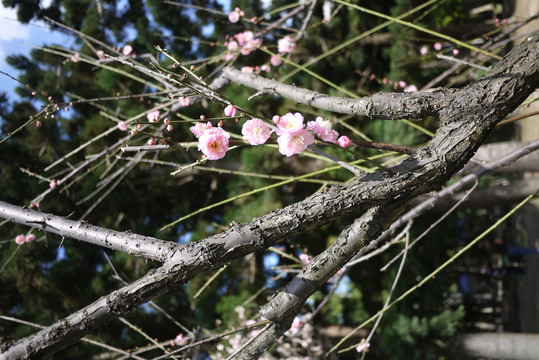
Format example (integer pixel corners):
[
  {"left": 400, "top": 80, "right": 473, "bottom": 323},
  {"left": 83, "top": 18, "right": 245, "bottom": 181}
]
[{"left": 0, "top": 2, "right": 73, "bottom": 101}]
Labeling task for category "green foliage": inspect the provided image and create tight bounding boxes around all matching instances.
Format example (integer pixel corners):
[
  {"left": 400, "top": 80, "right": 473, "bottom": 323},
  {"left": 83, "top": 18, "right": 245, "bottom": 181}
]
[{"left": 381, "top": 305, "right": 465, "bottom": 360}]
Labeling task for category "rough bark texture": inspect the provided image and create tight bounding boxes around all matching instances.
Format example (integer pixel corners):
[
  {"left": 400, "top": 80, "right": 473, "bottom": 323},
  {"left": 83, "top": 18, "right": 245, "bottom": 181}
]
[{"left": 1, "top": 31, "right": 538, "bottom": 360}]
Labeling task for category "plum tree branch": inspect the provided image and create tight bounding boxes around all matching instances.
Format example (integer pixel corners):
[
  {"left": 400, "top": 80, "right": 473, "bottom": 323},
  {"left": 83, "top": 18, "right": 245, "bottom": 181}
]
[{"left": 222, "top": 66, "right": 449, "bottom": 120}]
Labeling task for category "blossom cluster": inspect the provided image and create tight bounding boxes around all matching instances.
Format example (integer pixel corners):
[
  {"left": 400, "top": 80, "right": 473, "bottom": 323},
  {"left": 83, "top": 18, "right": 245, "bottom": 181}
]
[
  {"left": 15, "top": 233, "right": 36, "bottom": 245},
  {"left": 190, "top": 107, "right": 351, "bottom": 161},
  {"left": 225, "top": 30, "right": 262, "bottom": 59}
]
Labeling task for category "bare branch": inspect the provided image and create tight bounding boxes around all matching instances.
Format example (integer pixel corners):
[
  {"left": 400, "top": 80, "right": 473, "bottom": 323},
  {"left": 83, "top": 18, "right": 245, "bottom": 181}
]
[{"left": 0, "top": 201, "right": 181, "bottom": 263}]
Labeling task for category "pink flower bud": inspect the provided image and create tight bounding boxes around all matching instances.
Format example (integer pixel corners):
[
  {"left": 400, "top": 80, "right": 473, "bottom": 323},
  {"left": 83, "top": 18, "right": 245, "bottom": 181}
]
[
  {"left": 337, "top": 136, "right": 351, "bottom": 148},
  {"left": 25, "top": 234, "right": 36, "bottom": 242},
  {"left": 224, "top": 104, "right": 237, "bottom": 117}
]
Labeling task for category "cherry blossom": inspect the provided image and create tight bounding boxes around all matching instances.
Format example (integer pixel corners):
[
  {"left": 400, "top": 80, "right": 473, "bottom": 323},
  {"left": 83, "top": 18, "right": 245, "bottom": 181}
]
[
  {"left": 147, "top": 138, "right": 156, "bottom": 146},
  {"left": 233, "top": 31, "right": 262, "bottom": 55},
  {"left": 179, "top": 97, "right": 191, "bottom": 106},
  {"left": 452, "top": 48, "right": 460, "bottom": 55},
  {"left": 166, "top": 124, "right": 173, "bottom": 132},
  {"left": 117, "top": 121, "right": 128, "bottom": 131},
  {"left": 224, "top": 104, "right": 237, "bottom": 117},
  {"left": 270, "top": 55, "right": 282, "bottom": 67},
  {"left": 272, "top": 115, "right": 281, "bottom": 124},
  {"left": 173, "top": 333, "right": 187, "bottom": 346},
  {"left": 337, "top": 135, "right": 351, "bottom": 148},
  {"left": 49, "top": 179, "right": 57, "bottom": 189},
  {"left": 96, "top": 50, "right": 105, "bottom": 59},
  {"left": 15, "top": 234, "right": 25, "bottom": 245},
  {"left": 228, "top": 10, "right": 240, "bottom": 23},
  {"left": 70, "top": 53, "right": 80, "bottom": 63},
  {"left": 25, "top": 234, "right": 35, "bottom": 242},
  {"left": 420, "top": 46, "right": 429, "bottom": 56},
  {"left": 277, "top": 129, "right": 314, "bottom": 157},
  {"left": 434, "top": 42, "right": 442, "bottom": 51},
  {"left": 197, "top": 127, "right": 230, "bottom": 160},
  {"left": 190, "top": 121, "right": 213, "bottom": 137},
  {"left": 278, "top": 35, "right": 297, "bottom": 54},
  {"left": 122, "top": 45, "right": 133, "bottom": 56},
  {"left": 307, "top": 117, "right": 339, "bottom": 143},
  {"left": 242, "top": 118, "right": 270, "bottom": 145},
  {"left": 241, "top": 66, "right": 254, "bottom": 73},
  {"left": 226, "top": 40, "right": 239, "bottom": 51},
  {"left": 276, "top": 112, "right": 305, "bottom": 135},
  {"left": 299, "top": 253, "right": 311, "bottom": 264},
  {"left": 356, "top": 339, "right": 370, "bottom": 353},
  {"left": 147, "top": 110, "right": 160, "bottom": 123}
]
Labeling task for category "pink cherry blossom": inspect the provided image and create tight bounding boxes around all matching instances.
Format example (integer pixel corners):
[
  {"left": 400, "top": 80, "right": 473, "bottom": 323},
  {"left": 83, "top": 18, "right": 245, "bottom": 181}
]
[
  {"left": 71, "top": 53, "right": 80, "bottom": 63},
  {"left": 260, "top": 64, "right": 271, "bottom": 72},
  {"left": 49, "top": 179, "right": 57, "bottom": 189},
  {"left": 227, "top": 40, "right": 239, "bottom": 51},
  {"left": 242, "top": 118, "right": 270, "bottom": 145},
  {"left": 197, "top": 127, "right": 230, "bottom": 160},
  {"left": 241, "top": 66, "right": 254, "bottom": 73},
  {"left": 278, "top": 35, "right": 297, "bottom": 54},
  {"left": 291, "top": 316, "right": 302, "bottom": 328},
  {"left": 270, "top": 55, "right": 282, "bottom": 67},
  {"left": 166, "top": 124, "right": 174, "bottom": 132},
  {"left": 452, "top": 48, "right": 459, "bottom": 55},
  {"left": 228, "top": 10, "right": 240, "bottom": 23},
  {"left": 15, "top": 234, "right": 25, "bottom": 245},
  {"left": 122, "top": 45, "right": 133, "bottom": 56},
  {"left": 147, "top": 110, "right": 160, "bottom": 123},
  {"left": 399, "top": 81, "right": 407, "bottom": 88},
  {"left": 337, "top": 135, "right": 351, "bottom": 148},
  {"left": 96, "top": 50, "right": 105, "bottom": 59},
  {"left": 118, "top": 121, "right": 128, "bottom": 131},
  {"left": 299, "top": 253, "right": 311, "bottom": 264},
  {"left": 235, "top": 31, "right": 253, "bottom": 46},
  {"left": 307, "top": 117, "right": 339, "bottom": 143},
  {"left": 179, "top": 97, "right": 190, "bottom": 106},
  {"left": 147, "top": 138, "right": 156, "bottom": 146},
  {"left": 232, "top": 31, "right": 262, "bottom": 55},
  {"left": 272, "top": 115, "right": 281, "bottom": 124},
  {"left": 356, "top": 339, "right": 370, "bottom": 353},
  {"left": 174, "top": 333, "right": 187, "bottom": 346},
  {"left": 25, "top": 234, "right": 35, "bottom": 242},
  {"left": 190, "top": 121, "right": 213, "bottom": 137},
  {"left": 224, "top": 104, "right": 237, "bottom": 117},
  {"left": 420, "top": 45, "right": 429, "bottom": 56},
  {"left": 434, "top": 42, "right": 442, "bottom": 51},
  {"left": 240, "top": 37, "right": 261, "bottom": 55},
  {"left": 276, "top": 112, "right": 304, "bottom": 135},
  {"left": 277, "top": 129, "right": 314, "bottom": 157}
]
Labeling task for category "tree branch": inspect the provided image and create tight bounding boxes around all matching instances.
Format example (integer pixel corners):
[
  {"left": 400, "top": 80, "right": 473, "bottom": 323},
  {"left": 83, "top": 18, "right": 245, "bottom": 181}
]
[
  {"left": 222, "top": 66, "right": 449, "bottom": 120},
  {"left": 0, "top": 201, "right": 181, "bottom": 263}
]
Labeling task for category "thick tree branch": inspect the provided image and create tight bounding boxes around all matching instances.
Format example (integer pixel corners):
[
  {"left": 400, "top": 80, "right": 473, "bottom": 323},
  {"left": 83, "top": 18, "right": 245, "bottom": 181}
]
[
  {"left": 1, "top": 31, "right": 538, "bottom": 360},
  {"left": 222, "top": 66, "right": 449, "bottom": 120}
]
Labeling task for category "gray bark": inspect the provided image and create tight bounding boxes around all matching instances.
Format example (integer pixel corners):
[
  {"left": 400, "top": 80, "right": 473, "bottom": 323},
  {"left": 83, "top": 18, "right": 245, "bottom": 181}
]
[{"left": 1, "top": 30, "right": 538, "bottom": 360}]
